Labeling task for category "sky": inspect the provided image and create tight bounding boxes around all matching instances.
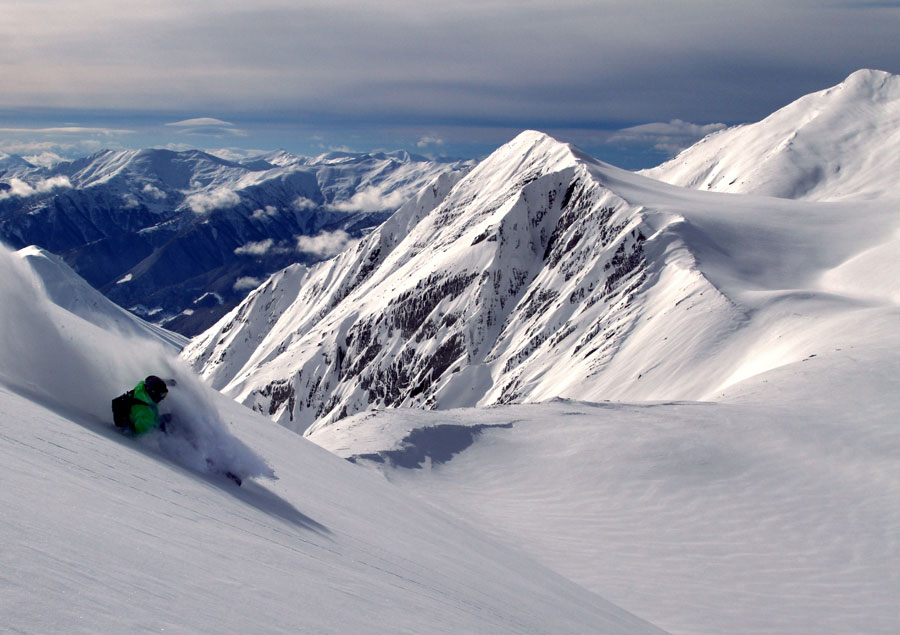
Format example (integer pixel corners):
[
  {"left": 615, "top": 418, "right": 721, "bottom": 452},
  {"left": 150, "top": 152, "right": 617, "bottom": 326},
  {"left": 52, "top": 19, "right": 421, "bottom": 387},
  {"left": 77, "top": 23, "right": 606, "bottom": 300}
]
[{"left": 1, "top": 0, "right": 899, "bottom": 169}]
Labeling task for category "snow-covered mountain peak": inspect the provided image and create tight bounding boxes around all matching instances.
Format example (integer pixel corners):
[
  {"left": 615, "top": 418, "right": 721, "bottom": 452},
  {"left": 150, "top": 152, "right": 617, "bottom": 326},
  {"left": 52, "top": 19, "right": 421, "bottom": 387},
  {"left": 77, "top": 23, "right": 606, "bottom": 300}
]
[
  {"left": 644, "top": 68, "right": 900, "bottom": 201},
  {"left": 835, "top": 67, "right": 897, "bottom": 98},
  {"left": 187, "top": 110, "right": 900, "bottom": 438},
  {"left": 184, "top": 131, "right": 673, "bottom": 431},
  {"left": 0, "top": 152, "right": 36, "bottom": 173}
]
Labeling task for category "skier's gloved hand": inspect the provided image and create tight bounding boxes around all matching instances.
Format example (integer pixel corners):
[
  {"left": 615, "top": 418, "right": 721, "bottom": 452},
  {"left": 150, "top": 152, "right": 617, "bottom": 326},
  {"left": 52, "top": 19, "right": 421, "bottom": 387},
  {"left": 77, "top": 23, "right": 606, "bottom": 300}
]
[{"left": 160, "top": 413, "right": 173, "bottom": 433}]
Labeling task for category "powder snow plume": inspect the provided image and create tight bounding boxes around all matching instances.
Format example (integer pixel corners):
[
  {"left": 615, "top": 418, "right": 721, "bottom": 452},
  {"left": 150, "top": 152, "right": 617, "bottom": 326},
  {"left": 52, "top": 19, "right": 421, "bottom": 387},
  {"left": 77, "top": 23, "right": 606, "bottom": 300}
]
[{"left": 0, "top": 242, "right": 273, "bottom": 480}]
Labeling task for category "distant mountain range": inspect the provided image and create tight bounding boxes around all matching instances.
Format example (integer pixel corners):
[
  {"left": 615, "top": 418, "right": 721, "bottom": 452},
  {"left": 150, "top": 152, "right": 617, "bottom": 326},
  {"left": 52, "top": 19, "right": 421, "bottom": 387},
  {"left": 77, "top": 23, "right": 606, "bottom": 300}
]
[
  {"left": 0, "top": 148, "right": 471, "bottom": 334},
  {"left": 182, "top": 69, "right": 900, "bottom": 436}
]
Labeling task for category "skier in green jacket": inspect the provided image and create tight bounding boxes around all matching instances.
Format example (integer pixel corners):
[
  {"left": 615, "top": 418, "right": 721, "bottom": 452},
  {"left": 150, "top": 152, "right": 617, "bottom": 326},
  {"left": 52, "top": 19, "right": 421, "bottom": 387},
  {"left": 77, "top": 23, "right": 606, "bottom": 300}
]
[{"left": 112, "top": 376, "right": 169, "bottom": 434}]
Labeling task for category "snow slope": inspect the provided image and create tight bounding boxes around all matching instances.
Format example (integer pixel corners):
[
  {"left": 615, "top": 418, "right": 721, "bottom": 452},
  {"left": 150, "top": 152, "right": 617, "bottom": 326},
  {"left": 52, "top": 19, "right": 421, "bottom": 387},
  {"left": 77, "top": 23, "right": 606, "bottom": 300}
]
[
  {"left": 0, "top": 243, "right": 660, "bottom": 633},
  {"left": 309, "top": 340, "right": 900, "bottom": 634},
  {"left": 14, "top": 245, "right": 187, "bottom": 351},
  {"left": 642, "top": 69, "right": 900, "bottom": 201}
]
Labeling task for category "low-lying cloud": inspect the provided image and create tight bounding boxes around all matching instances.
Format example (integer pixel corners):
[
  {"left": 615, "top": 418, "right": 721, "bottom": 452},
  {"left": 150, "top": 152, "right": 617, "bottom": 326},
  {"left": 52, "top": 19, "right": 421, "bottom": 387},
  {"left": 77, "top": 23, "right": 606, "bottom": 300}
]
[
  {"left": 251, "top": 205, "right": 280, "bottom": 219},
  {"left": 295, "top": 229, "right": 353, "bottom": 258},
  {"left": 234, "top": 239, "right": 276, "bottom": 256},
  {"left": 0, "top": 176, "right": 72, "bottom": 200},
  {"left": 293, "top": 197, "right": 319, "bottom": 211},
  {"left": 417, "top": 135, "right": 445, "bottom": 148},
  {"left": 142, "top": 183, "right": 167, "bottom": 200},
  {"left": 233, "top": 276, "right": 264, "bottom": 292},
  {"left": 234, "top": 229, "right": 354, "bottom": 260},
  {"left": 186, "top": 187, "right": 241, "bottom": 214},
  {"left": 329, "top": 186, "right": 409, "bottom": 212}
]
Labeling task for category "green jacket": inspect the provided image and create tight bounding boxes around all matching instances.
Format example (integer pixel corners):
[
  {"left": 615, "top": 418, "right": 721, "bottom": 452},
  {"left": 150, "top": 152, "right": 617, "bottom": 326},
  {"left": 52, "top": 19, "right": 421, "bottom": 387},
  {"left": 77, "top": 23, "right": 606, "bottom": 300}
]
[{"left": 130, "top": 380, "right": 160, "bottom": 435}]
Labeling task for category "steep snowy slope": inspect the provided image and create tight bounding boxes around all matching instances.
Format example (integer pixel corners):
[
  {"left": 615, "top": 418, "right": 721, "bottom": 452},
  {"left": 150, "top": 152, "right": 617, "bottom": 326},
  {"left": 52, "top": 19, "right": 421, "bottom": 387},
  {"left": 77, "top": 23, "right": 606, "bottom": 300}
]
[
  {"left": 0, "top": 148, "right": 469, "bottom": 335},
  {"left": 15, "top": 245, "right": 187, "bottom": 351},
  {"left": 0, "top": 242, "right": 661, "bottom": 634},
  {"left": 643, "top": 69, "right": 900, "bottom": 201},
  {"left": 185, "top": 129, "right": 900, "bottom": 435},
  {"left": 0, "top": 152, "right": 37, "bottom": 178}
]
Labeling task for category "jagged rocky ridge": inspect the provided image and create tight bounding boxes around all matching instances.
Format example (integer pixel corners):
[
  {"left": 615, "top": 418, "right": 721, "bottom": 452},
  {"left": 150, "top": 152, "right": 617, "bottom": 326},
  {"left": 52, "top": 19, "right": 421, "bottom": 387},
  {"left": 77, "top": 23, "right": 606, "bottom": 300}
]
[
  {"left": 0, "top": 148, "right": 469, "bottom": 335},
  {"left": 185, "top": 131, "right": 732, "bottom": 434}
]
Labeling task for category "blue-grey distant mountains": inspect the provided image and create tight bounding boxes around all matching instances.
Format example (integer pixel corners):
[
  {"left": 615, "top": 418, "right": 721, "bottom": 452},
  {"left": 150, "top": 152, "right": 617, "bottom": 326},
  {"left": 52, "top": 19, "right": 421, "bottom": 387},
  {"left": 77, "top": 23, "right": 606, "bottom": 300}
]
[{"left": 0, "top": 147, "right": 471, "bottom": 334}]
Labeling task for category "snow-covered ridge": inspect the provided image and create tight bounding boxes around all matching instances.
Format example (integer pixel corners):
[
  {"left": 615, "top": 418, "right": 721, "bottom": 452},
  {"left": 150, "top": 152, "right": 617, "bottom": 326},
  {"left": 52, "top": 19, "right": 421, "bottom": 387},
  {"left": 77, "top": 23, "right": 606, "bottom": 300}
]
[
  {"left": 184, "top": 131, "right": 704, "bottom": 431},
  {"left": 15, "top": 245, "right": 188, "bottom": 350},
  {"left": 643, "top": 69, "right": 900, "bottom": 201},
  {"left": 187, "top": 116, "right": 900, "bottom": 437}
]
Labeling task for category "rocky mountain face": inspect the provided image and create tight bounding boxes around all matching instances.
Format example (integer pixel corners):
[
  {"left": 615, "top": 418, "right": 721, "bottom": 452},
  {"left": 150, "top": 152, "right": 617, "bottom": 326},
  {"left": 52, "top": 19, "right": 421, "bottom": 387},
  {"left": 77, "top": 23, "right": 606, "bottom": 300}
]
[
  {"left": 0, "top": 148, "right": 469, "bottom": 334},
  {"left": 184, "top": 131, "right": 725, "bottom": 434},
  {"left": 642, "top": 69, "right": 900, "bottom": 201}
]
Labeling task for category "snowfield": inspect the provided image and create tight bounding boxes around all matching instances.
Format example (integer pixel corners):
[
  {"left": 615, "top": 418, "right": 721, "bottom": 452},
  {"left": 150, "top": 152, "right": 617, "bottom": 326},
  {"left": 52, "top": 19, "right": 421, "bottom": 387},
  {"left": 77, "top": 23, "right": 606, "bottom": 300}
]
[
  {"left": 310, "top": 349, "right": 900, "bottom": 634},
  {"left": 0, "top": 242, "right": 659, "bottom": 633}
]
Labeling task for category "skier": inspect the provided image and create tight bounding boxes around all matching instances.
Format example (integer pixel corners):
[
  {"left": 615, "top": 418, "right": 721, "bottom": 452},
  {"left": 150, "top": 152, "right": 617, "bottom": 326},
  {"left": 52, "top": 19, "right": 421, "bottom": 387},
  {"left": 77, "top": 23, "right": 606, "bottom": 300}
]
[
  {"left": 111, "top": 376, "right": 243, "bottom": 486},
  {"left": 112, "top": 375, "right": 169, "bottom": 435}
]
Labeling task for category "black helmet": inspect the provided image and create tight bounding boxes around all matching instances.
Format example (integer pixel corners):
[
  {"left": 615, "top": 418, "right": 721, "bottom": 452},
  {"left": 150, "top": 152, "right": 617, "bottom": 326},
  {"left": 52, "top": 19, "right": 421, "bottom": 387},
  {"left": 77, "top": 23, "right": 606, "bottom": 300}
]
[{"left": 144, "top": 375, "right": 168, "bottom": 403}]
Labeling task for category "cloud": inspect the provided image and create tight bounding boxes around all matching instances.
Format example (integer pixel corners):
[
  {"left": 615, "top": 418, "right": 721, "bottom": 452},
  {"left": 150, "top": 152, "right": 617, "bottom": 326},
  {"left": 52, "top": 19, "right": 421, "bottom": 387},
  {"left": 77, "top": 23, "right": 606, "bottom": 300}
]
[
  {"left": 235, "top": 232, "right": 351, "bottom": 259},
  {"left": 293, "top": 197, "right": 318, "bottom": 211},
  {"left": 233, "top": 239, "right": 275, "bottom": 256},
  {"left": 21, "top": 152, "right": 65, "bottom": 168},
  {"left": 0, "top": 138, "right": 107, "bottom": 161},
  {"left": 166, "top": 117, "right": 234, "bottom": 128},
  {"left": 417, "top": 135, "right": 445, "bottom": 148},
  {"left": 233, "top": 276, "right": 264, "bottom": 292},
  {"left": 251, "top": 205, "right": 280, "bottom": 219},
  {"left": 0, "top": 126, "right": 132, "bottom": 135},
  {"left": 142, "top": 183, "right": 167, "bottom": 200},
  {"left": 608, "top": 119, "right": 728, "bottom": 155},
  {"left": 0, "top": 176, "right": 72, "bottom": 200},
  {"left": 186, "top": 187, "right": 241, "bottom": 214},
  {"left": 329, "top": 186, "right": 409, "bottom": 212},
  {"left": 165, "top": 117, "right": 245, "bottom": 137},
  {"left": 295, "top": 230, "right": 354, "bottom": 258}
]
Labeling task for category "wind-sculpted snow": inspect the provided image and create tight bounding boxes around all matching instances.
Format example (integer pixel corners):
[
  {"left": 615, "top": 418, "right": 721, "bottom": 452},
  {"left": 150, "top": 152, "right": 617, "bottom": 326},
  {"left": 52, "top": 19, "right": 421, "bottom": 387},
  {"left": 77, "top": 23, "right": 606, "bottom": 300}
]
[
  {"left": 14, "top": 245, "right": 187, "bottom": 351},
  {"left": 0, "top": 242, "right": 273, "bottom": 481},
  {"left": 644, "top": 69, "right": 900, "bottom": 201}
]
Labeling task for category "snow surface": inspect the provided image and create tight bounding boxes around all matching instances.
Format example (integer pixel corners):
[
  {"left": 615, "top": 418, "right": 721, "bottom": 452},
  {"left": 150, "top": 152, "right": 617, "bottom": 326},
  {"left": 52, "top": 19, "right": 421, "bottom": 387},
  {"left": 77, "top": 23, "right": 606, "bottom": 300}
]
[
  {"left": 14, "top": 245, "right": 187, "bottom": 351},
  {"left": 310, "top": 342, "right": 900, "bottom": 634},
  {"left": 0, "top": 242, "right": 660, "bottom": 633},
  {"left": 643, "top": 69, "right": 900, "bottom": 201}
]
